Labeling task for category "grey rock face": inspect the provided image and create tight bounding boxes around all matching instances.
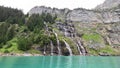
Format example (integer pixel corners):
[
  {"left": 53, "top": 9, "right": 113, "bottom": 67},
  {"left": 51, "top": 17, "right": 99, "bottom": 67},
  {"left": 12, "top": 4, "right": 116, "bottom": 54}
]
[
  {"left": 28, "top": 6, "right": 120, "bottom": 24},
  {"left": 107, "top": 23, "right": 120, "bottom": 45},
  {"left": 96, "top": 0, "right": 120, "bottom": 10},
  {"left": 66, "top": 9, "right": 102, "bottom": 23},
  {"left": 100, "top": 10, "right": 120, "bottom": 23},
  {"left": 56, "top": 21, "right": 76, "bottom": 37},
  {"left": 28, "top": 6, "right": 70, "bottom": 20}
]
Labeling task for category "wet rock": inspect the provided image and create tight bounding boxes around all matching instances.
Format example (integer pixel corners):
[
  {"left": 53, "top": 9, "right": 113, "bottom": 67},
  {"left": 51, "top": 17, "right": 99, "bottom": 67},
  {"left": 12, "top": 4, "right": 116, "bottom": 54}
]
[
  {"left": 99, "top": 52, "right": 111, "bottom": 56},
  {"left": 89, "top": 43, "right": 105, "bottom": 50}
]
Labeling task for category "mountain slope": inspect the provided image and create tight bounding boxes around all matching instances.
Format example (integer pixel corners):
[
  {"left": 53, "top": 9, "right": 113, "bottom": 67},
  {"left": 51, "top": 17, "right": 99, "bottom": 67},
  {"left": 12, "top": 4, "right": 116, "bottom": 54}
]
[
  {"left": 0, "top": 0, "right": 120, "bottom": 56},
  {"left": 27, "top": 0, "right": 120, "bottom": 56}
]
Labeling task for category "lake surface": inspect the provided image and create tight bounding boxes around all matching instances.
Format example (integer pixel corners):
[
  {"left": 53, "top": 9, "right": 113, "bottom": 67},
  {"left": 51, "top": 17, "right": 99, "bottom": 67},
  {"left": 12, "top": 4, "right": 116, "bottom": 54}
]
[{"left": 0, "top": 56, "right": 120, "bottom": 68}]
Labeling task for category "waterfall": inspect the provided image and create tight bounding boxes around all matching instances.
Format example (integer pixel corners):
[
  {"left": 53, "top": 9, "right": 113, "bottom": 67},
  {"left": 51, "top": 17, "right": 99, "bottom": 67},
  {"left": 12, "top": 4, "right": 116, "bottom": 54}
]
[
  {"left": 64, "top": 28, "right": 71, "bottom": 37},
  {"left": 63, "top": 40, "right": 73, "bottom": 56},
  {"left": 76, "top": 43, "right": 82, "bottom": 55},
  {"left": 64, "top": 27, "right": 68, "bottom": 37},
  {"left": 43, "top": 46, "right": 46, "bottom": 55},
  {"left": 50, "top": 41, "right": 54, "bottom": 55},
  {"left": 53, "top": 31, "right": 61, "bottom": 55},
  {"left": 72, "top": 39, "right": 82, "bottom": 55},
  {"left": 77, "top": 40, "right": 86, "bottom": 55}
]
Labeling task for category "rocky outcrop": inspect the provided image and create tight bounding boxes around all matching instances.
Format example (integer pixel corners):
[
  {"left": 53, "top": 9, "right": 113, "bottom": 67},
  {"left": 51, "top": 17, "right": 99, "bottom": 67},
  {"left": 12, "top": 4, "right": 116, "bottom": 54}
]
[
  {"left": 29, "top": 5, "right": 120, "bottom": 24},
  {"left": 29, "top": 6, "right": 70, "bottom": 21},
  {"left": 106, "top": 22, "right": 120, "bottom": 45},
  {"left": 56, "top": 21, "right": 76, "bottom": 37},
  {"left": 100, "top": 11, "right": 120, "bottom": 23},
  {"left": 66, "top": 9, "right": 102, "bottom": 23},
  {"left": 96, "top": 0, "right": 120, "bottom": 10}
]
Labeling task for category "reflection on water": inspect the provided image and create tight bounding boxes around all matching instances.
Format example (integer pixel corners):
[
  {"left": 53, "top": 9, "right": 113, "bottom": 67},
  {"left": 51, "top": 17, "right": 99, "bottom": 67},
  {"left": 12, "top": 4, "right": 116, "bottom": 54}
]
[
  {"left": 56, "top": 56, "right": 60, "bottom": 68},
  {"left": 0, "top": 56, "right": 120, "bottom": 68}
]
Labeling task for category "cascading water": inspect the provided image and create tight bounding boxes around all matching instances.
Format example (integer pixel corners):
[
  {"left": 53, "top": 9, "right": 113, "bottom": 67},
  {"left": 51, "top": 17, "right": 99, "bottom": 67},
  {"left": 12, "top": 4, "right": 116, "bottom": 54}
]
[
  {"left": 43, "top": 46, "right": 46, "bottom": 55},
  {"left": 44, "top": 22, "right": 48, "bottom": 31},
  {"left": 53, "top": 31, "right": 61, "bottom": 55},
  {"left": 77, "top": 40, "right": 86, "bottom": 55},
  {"left": 64, "top": 28, "right": 68, "bottom": 37},
  {"left": 63, "top": 40, "right": 73, "bottom": 56},
  {"left": 71, "top": 39, "right": 82, "bottom": 55},
  {"left": 50, "top": 41, "right": 54, "bottom": 55},
  {"left": 76, "top": 43, "right": 82, "bottom": 55}
]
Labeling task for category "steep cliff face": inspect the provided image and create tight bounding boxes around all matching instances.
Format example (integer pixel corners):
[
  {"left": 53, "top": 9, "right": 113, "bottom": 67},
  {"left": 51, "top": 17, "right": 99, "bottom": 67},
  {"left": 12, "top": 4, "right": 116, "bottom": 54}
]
[
  {"left": 66, "top": 9, "right": 102, "bottom": 23},
  {"left": 29, "top": 6, "right": 70, "bottom": 21},
  {"left": 29, "top": 6, "right": 120, "bottom": 24},
  {"left": 28, "top": 0, "right": 120, "bottom": 56}
]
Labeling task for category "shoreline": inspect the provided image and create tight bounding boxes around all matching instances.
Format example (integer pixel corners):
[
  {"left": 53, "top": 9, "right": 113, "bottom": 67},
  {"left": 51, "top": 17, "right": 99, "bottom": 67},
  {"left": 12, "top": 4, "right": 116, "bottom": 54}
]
[
  {"left": 0, "top": 53, "right": 43, "bottom": 56},
  {"left": 0, "top": 53, "right": 120, "bottom": 56}
]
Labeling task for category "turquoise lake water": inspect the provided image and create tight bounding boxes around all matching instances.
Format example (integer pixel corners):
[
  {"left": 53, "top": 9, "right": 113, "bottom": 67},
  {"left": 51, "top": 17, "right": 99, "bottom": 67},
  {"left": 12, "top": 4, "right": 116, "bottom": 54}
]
[{"left": 0, "top": 56, "right": 120, "bottom": 68}]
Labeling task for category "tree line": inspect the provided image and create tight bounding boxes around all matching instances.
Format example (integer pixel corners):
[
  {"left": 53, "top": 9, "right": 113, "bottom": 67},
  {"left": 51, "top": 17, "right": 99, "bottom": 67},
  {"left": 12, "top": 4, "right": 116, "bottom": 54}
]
[{"left": 0, "top": 6, "right": 57, "bottom": 51}]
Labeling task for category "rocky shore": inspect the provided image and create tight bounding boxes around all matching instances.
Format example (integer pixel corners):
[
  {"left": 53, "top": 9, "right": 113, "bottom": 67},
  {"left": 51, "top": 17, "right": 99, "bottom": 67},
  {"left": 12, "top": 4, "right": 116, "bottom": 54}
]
[
  {"left": 0, "top": 53, "right": 43, "bottom": 56},
  {"left": 0, "top": 53, "right": 120, "bottom": 56}
]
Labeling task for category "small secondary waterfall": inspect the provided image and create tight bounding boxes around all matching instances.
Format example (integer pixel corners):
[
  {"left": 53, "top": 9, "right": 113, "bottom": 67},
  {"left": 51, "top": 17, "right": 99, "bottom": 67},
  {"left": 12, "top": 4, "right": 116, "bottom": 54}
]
[
  {"left": 77, "top": 40, "right": 86, "bottom": 55},
  {"left": 43, "top": 46, "right": 46, "bottom": 55},
  {"left": 63, "top": 40, "right": 73, "bottom": 56},
  {"left": 76, "top": 43, "right": 82, "bottom": 55},
  {"left": 53, "top": 31, "right": 61, "bottom": 55},
  {"left": 64, "top": 28, "right": 68, "bottom": 37},
  {"left": 44, "top": 22, "right": 48, "bottom": 31},
  {"left": 50, "top": 41, "right": 54, "bottom": 55}
]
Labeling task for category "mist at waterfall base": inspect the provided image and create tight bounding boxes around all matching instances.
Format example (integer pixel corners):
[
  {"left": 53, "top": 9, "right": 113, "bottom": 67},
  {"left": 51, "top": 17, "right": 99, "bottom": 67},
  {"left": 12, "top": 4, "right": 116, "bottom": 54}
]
[{"left": 0, "top": 56, "right": 120, "bottom": 68}]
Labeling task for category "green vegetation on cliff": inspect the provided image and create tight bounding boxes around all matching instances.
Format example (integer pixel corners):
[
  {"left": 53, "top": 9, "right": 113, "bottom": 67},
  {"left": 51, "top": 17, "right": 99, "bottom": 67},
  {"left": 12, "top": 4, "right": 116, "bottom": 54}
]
[
  {"left": 0, "top": 6, "right": 57, "bottom": 54},
  {"left": 0, "top": 6, "right": 120, "bottom": 56},
  {"left": 82, "top": 33, "right": 103, "bottom": 43}
]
